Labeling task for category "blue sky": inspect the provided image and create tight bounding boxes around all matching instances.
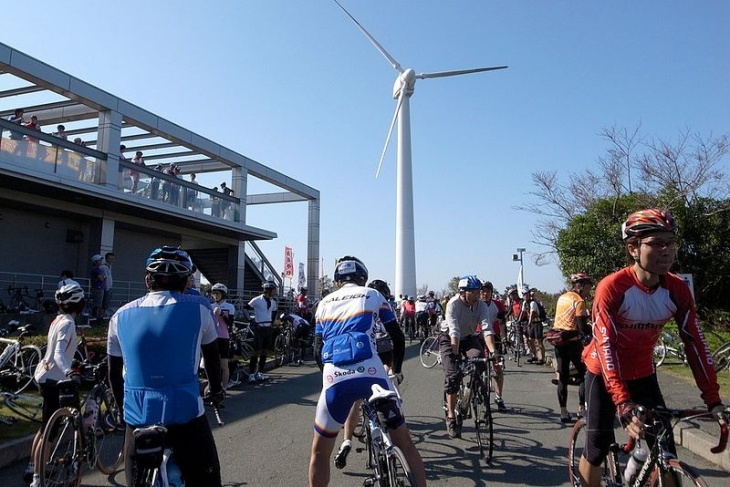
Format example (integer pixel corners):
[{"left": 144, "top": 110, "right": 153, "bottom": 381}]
[{"left": 2, "top": 1, "right": 728, "bottom": 294}]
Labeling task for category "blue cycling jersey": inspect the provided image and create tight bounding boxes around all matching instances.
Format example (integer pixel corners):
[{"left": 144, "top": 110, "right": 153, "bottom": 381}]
[{"left": 107, "top": 291, "right": 218, "bottom": 427}]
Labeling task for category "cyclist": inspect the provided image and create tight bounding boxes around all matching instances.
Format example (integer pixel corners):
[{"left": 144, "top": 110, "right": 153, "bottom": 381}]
[
  {"left": 479, "top": 280, "right": 507, "bottom": 413},
  {"left": 279, "top": 312, "right": 311, "bottom": 365},
  {"left": 107, "top": 246, "right": 224, "bottom": 487},
  {"left": 522, "top": 290, "right": 546, "bottom": 365},
  {"left": 333, "top": 277, "right": 406, "bottom": 470},
  {"left": 211, "top": 283, "right": 235, "bottom": 389},
  {"left": 245, "top": 280, "right": 278, "bottom": 383},
  {"left": 400, "top": 296, "right": 416, "bottom": 339},
  {"left": 426, "top": 290, "right": 442, "bottom": 334},
  {"left": 295, "top": 287, "right": 313, "bottom": 322},
  {"left": 25, "top": 283, "right": 84, "bottom": 485},
  {"left": 578, "top": 209, "right": 725, "bottom": 487},
  {"left": 415, "top": 295, "right": 429, "bottom": 339},
  {"left": 309, "top": 256, "right": 426, "bottom": 487},
  {"left": 440, "top": 275, "right": 500, "bottom": 438},
  {"left": 552, "top": 273, "right": 592, "bottom": 423}
]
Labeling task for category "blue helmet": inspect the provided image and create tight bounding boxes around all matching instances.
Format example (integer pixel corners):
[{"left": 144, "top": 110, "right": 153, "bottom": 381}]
[
  {"left": 334, "top": 256, "right": 368, "bottom": 283},
  {"left": 458, "top": 275, "right": 481, "bottom": 291},
  {"left": 145, "top": 246, "right": 194, "bottom": 276}
]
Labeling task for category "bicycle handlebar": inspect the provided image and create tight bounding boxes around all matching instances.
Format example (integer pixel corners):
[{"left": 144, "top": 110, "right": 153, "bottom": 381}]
[{"left": 619, "top": 407, "right": 729, "bottom": 455}]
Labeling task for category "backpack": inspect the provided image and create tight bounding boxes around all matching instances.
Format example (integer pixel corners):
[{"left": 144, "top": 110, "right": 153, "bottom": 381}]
[{"left": 536, "top": 300, "right": 547, "bottom": 323}]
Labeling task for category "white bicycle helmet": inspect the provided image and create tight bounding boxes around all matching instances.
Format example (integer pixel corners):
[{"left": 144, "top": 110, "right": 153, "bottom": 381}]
[{"left": 56, "top": 283, "right": 85, "bottom": 305}]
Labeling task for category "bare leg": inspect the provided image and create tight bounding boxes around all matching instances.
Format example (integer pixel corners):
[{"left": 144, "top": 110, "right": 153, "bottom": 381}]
[
  {"left": 578, "top": 455, "right": 600, "bottom": 487},
  {"left": 309, "top": 433, "right": 336, "bottom": 487}
]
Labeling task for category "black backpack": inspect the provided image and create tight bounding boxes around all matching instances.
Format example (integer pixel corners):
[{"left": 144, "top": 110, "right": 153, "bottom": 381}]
[{"left": 536, "top": 300, "right": 548, "bottom": 323}]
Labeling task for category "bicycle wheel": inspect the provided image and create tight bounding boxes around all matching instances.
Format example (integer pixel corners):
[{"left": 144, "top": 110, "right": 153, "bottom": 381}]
[
  {"left": 387, "top": 445, "right": 417, "bottom": 486},
  {"left": 38, "top": 408, "right": 82, "bottom": 487},
  {"left": 649, "top": 459, "right": 708, "bottom": 487},
  {"left": 273, "top": 334, "right": 286, "bottom": 367},
  {"left": 419, "top": 337, "right": 440, "bottom": 368},
  {"left": 653, "top": 337, "right": 667, "bottom": 367},
  {"left": 474, "top": 376, "right": 493, "bottom": 462},
  {"left": 15, "top": 345, "right": 42, "bottom": 393},
  {"left": 95, "top": 388, "right": 125, "bottom": 474},
  {"left": 712, "top": 341, "right": 730, "bottom": 373},
  {"left": 3, "top": 392, "right": 43, "bottom": 423}
]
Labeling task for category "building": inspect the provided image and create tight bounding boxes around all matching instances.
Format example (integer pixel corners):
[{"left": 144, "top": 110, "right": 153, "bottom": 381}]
[{"left": 0, "top": 41, "right": 320, "bottom": 308}]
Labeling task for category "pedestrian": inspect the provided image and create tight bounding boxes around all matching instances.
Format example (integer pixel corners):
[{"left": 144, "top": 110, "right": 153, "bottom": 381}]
[
  {"left": 100, "top": 252, "right": 115, "bottom": 319},
  {"left": 89, "top": 254, "right": 106, "bottom": 324}
]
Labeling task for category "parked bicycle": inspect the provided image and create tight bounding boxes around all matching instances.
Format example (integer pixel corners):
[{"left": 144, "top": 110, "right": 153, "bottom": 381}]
[
  {"left": 653, "top": 327, "right": 726, "bottom": 367},
  {"left": 1, "top": 390, "right": 43, "bottom": 423},
  {"left": 712, "top": 340, "right": 730, "bottom": 373},
  {"left": 362, "top": 383, "right": 417, "bottom": 486},
  {"left": 228, "top": 321, "right": 255, "bottom": 382},
  {"left": 0, "top": 323, "right": 42, "bottom": 393},
  {"left": 419, "top": 336, "right": 442, "bottom": 369},
  {"left": 34, "top": 361, "right": 125, "bottom": 485},
  {"left": 446, "top": 356, "right": 497, "bottom": 462},
  {"left": 503, "top": 319, "right": 527, "bottom": 366},
  {"left": 568, "top": 405, "right": 729, "bottom": 486}
]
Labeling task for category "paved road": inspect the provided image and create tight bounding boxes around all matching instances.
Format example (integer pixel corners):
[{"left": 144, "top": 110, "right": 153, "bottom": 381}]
[{"left": 1, "top": 343, "right": 727, "bottom": 486}]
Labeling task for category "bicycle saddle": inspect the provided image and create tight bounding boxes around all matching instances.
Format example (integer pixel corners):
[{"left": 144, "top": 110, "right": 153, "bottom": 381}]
[{"left": 368, "top": 384, "right": 397, "bottom": 403}]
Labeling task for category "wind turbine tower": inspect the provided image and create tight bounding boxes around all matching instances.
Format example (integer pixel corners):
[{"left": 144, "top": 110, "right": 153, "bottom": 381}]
[{"left": 333, "top": 1, "right": 507, "bottom": 298}]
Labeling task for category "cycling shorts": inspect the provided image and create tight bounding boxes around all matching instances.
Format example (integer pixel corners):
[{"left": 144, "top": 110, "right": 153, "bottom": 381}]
[
  {"left": 313, "top": 357, "right": 403, "bottom": 438},
  {"left": 527, "top": 321, "right": 544, "bottom": 340},
  {"left": 216, "top": 338, "right": 230, "bottom": 360},
  {"left": 439, "top": 333, "right": 485, "bottom": 394},
  {"left": 583, "top": 371, "right": 674, "bottom": 466}
]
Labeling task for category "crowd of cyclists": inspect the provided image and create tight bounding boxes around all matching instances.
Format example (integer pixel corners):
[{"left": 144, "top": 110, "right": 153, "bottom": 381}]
[{"left": 22, "top": 207, "right": 729, "bottom": 487}]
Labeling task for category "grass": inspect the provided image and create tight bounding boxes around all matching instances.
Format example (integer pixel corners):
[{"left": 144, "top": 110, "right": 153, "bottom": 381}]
[{"left": 660, "top": 363, "right": 730, "bottom": 403}]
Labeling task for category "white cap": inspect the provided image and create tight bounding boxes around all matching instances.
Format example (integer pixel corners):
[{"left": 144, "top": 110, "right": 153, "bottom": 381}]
[{"left": 91, "top": 254, "right": 103, "bottom": 262}]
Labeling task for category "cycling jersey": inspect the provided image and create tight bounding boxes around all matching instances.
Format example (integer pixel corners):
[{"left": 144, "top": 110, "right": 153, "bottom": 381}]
[
  {"left": 35, "top": 313, "right": 77, "bottom": 383},
  {"left": 583, "top": 267, "right": 720, "bottom": 407},
  {"left": 313, "top": 283, "right": 401, "bottom": 436},
  {"left": 213, "top": 301, "right": 235, "bottom": 340},
  {"left": 441, "top": 295, "right": 494, "bottom": 340},
  {"left": 400, "top": 300, "right": 415, "bottom": 318},
  {"left": 474, "top": 299, "right": 501, "bottom": 339},
  {"left": 283, "top": 313, "right": 310, "bottom": 332},
  {"left": 107, "top": 291, "right": 218, "bottom": 427},
  {"left": 553, "top": 291, "right": 586, "bottom": 332},
  {"left": 248, "top": 293, "right": 277, "bottom": 326}
]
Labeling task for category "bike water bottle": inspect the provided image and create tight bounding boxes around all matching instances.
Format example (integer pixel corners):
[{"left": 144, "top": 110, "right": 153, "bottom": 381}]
[
  {"left": 623, "top": 444, "right": 648, "bottom": 483},
  {"left": 166, "top": 453, "right": 184, "bottom": 487},
  {"left": 82, "top": 395, "right": 99, "bottom": 430}
]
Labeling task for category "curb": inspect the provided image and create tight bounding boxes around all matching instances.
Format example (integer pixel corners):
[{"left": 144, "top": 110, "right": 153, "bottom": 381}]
[
  {"left": 674, "top": 422, "right": 730, "bottom": 472},
  {"left": 0, "top": 435, "right": 33, "bottom": 470}
]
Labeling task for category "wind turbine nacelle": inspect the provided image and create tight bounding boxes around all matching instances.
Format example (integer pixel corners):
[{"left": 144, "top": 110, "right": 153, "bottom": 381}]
[{"left": 392, "top": 69, "right": 416, "bottom": 99}]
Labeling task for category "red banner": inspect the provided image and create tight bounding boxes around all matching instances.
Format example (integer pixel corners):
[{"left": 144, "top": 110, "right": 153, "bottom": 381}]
[{"left": 284, "top": 247, "right": 294, "bottom": 278}]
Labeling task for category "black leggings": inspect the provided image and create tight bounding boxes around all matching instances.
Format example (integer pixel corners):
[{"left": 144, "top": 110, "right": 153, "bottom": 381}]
[
  {"left": 583, "top": 372, "right": 674, "bottom": 466},
  {"left": 554, "top": 339, "right": 585, "bottom": 407}
]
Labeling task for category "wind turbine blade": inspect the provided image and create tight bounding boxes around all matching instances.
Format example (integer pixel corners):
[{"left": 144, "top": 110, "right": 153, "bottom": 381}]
[
  {"left": 417, "top": 65, "right": 508, "bottom": 80},
  {"left": 332, "top": 0, "right": 403, "bottom": 73},
  {"left": 376, "top": 90, "right": 405, "bottom": 179}
]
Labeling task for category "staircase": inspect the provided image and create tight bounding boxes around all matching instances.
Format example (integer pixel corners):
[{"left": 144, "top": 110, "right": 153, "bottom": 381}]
[{"left": 187, "top": 248, "right": 266, "bottom": 292}]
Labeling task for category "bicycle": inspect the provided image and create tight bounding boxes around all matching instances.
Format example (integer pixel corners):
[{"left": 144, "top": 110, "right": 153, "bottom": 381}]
[
  {"left": 653, "top": 327, "right": 726, "bottom": 368},
  {"left": 1, "top": 390, "right": 43, "bottom": 423},
  {"left": 504, "top": 320, "right": 527, "bottom": 366},
  {"left": 447, "top": 356, "right": 497, "bottom": 462},
  {"left": 0, "top": 324, "right": 42, "bottom": 393},
  {"left": 228, "top": 321, "right": 254, "bottom": 382},
  {"left": 568, "top": 405, "right": 729, "bottom": 487},
  {"left": 712, "top": 340, "right": 730, "bottom": 373},
  {"left": 362, "top": 383, "right": 417, "bottom": 486},
  {"left": 273, "top": 322, "right": 295, "bottom": 366},
  {"left": 35, "top": 362, "right": 125, "bottom": 485},
  {"left": 6, "top": 285, "right": 37, "bottom": 313},
  {"left": 419, "top": 336, "right": 442, "bottom": 369}
]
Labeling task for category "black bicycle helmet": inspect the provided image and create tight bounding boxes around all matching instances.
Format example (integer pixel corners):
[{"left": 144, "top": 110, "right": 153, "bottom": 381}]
[{"left": 368, "top": 279, "right": 391, "bottom": 299}]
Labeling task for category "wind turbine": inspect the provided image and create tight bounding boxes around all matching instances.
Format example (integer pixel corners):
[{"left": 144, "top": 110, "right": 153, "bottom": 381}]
[{"left": 333, "top": 0, "right": 507, "bottom": 298}]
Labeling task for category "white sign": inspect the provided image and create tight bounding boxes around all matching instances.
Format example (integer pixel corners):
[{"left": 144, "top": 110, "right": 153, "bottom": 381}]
[{"left": 677, "top": 273, "right": 695, "bottom": 300}]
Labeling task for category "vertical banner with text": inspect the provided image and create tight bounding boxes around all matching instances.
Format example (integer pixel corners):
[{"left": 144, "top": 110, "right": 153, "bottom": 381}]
[
  {"left": 284, "top": 247, "right": 294, "bottom": 278},
  {"left": 298, "top": 262, "right": 306, "bottom": 290}
]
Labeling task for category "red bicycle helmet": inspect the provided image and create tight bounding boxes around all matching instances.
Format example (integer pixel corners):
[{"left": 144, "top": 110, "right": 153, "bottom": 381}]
[
  {"left": 570, "top": 273, "right": 593, "bottom": 284},
  {"left": 621, "top": 209, "right": 676, "bottom": 240}
]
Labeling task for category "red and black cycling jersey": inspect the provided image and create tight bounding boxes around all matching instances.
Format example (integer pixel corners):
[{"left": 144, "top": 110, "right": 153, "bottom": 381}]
[{"left": 583, "top": 266, "right": 720, "bottom": 407}]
